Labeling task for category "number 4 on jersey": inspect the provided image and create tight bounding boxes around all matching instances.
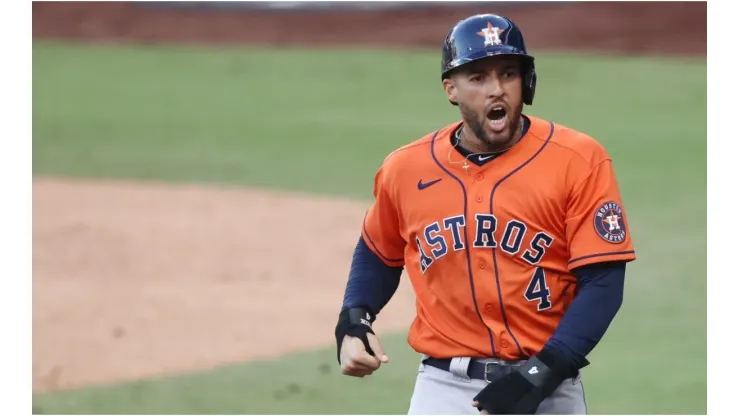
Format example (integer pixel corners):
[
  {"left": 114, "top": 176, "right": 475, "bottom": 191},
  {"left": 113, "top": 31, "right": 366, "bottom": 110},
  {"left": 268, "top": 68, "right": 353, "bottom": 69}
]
[{"left": 525, "top": 267, "right": 552, "bottom": 311}]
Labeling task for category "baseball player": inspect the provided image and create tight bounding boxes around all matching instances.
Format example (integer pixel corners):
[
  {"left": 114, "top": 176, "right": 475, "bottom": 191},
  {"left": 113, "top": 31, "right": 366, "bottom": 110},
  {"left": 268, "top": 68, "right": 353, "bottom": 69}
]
[{"left": 334, "top": 13, "right": 636, "bottom": 415}]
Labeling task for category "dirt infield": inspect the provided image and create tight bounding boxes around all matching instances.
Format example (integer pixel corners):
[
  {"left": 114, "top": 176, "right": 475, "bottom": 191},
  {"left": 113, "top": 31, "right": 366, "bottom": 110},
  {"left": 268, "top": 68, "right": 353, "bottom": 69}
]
[
  {"left": 32, "top": 177, "right": 418, "bottom": 391},
  {"left": 33, "top": 1, "right": 706, "bottom": 56},
  {"left": 32, "top": 1, "right": 706, "bottom": 394}
]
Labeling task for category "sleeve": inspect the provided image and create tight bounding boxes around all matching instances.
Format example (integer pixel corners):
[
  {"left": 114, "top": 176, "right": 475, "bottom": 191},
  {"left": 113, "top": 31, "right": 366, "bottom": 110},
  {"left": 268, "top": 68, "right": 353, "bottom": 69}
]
[
  {"left": 361, "top": 163, "right": 407, "bottom": 267},
  {"left": 342, "top": 236, "right": 404, "bottom": 315},
  {"left": 544, "top": 261, "right": 626, "bottom": 368},
  {"left": 565, "top": 158, "right": 636, "bottom": 271}
]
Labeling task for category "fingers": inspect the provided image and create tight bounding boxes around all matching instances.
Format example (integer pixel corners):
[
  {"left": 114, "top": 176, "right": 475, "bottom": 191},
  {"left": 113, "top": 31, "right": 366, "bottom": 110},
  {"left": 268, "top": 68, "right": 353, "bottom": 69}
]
[
  {"left": 341, "top": 363, "right": 375, "bottom": 377},
  {"left": 472, "top": 401, "right": 487, "bottom": 414},
  {"left": 340, "top": 336, "right": 385, "bottom": 377},
  {"left": 341, "top": 357, "right": 377, "bottom": 376},
  {"left": 350, "top": 337, "right": 382, "bottom": 368},
  {"left": 367, "top": 333, "right": 390, "bottom": 363}
]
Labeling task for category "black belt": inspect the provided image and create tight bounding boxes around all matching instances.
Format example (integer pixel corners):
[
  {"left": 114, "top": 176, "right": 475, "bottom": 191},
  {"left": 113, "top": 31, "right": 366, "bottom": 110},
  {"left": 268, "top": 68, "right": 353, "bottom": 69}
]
[{"left": 423, "top": 357, "right": 525, "bottom": 383}]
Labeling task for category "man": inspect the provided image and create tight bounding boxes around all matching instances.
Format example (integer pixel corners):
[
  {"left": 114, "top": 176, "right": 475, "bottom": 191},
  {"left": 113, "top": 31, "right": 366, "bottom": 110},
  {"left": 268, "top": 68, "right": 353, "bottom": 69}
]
[{"left": 334, "top": 13, "right": 636, "bottom": 415}]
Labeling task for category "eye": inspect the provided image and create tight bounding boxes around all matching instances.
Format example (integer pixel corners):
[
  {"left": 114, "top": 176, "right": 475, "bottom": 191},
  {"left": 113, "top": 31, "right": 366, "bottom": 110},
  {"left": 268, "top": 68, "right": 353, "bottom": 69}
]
[{"left": 469, "top": 74, "right": 483, "bottom": 82}]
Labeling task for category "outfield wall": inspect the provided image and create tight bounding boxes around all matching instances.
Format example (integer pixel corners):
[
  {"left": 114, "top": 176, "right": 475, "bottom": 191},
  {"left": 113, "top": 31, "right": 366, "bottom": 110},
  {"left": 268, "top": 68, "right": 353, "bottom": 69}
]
[{"left": 33, "top": 1, "right": 706, "bottom": 56}]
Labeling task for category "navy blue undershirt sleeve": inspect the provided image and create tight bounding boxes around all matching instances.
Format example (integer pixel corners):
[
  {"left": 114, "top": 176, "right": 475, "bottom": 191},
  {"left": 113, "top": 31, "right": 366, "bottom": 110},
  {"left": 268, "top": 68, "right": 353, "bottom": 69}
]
[
  {"left": 341, "top": 236, "right": 404, "bottom": 316},
  {"left": 544, "top": 261, "right": 626, "bottom": 368}
]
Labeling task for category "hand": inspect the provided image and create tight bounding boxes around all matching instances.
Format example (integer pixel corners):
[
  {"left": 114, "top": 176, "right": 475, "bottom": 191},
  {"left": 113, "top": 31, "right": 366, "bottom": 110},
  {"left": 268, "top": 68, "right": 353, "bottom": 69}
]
[
  {"left": 472, "top": 369, "right": 541, "bottom": 414},
  {"left": 335, "top": 307, "right": 390, "bottom": 377},
  {"left": 339, "top": 333, "right": 390, "bottom": 377},
  {"left": 471, "top": 347, "right": 581, "bottom": 414},
  {"left": 471, "top": 401, "right": 487, "bottom": 415}
]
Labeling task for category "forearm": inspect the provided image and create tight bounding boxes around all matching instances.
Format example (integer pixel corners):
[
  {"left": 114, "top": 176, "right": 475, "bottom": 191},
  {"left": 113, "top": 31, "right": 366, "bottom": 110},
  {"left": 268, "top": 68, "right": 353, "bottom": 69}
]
[
  {"left": 341, "top": 236, "right": 404, "bottom": 316},
  {"left": 544, "top": 261, "right": 626, "bottom": 368}
]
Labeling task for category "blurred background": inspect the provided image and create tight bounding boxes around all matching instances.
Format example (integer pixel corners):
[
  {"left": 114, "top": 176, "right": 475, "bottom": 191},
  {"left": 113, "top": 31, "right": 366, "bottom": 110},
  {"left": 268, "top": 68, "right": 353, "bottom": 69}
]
[{"left": 32, "top": 1, "right": 706, "bottom": 414}]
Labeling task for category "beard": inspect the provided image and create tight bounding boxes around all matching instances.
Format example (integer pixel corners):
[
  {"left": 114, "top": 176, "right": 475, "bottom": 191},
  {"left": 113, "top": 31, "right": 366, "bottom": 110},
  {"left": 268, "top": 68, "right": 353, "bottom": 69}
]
[{"left": 459, "top": 101, "right": 522, "bottom": 152}]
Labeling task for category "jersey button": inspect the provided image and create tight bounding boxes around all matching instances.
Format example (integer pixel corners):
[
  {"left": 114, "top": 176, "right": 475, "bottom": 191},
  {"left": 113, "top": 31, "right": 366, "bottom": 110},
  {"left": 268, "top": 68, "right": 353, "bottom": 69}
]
[
  {"left": 475, "top": 196, "right": 483, "bottom": 203},
  {"left": 478, "top": 261, "right": 486, "bottom": 269},
  {"left": 484, "top": 303, "right": 494, "bottom": 313},
  {"left": 502, "top": 340, "right": 510, "bottom": 348},
  {"left": 476, "top": 173, "right": 484, "bottom": 181}
]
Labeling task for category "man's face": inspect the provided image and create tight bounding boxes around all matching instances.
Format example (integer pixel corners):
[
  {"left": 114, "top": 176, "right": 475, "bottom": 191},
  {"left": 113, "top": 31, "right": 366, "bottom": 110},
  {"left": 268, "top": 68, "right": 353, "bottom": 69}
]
[{"left": 443, "top": 56, "right": 525, "bottom": 149}]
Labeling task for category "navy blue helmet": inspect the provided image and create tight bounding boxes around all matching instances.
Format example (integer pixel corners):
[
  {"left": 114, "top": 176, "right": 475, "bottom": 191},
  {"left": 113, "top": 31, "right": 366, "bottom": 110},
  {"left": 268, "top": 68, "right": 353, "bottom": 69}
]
[{"left": 441, "top": 14, "right": 537, "bottom": 105}]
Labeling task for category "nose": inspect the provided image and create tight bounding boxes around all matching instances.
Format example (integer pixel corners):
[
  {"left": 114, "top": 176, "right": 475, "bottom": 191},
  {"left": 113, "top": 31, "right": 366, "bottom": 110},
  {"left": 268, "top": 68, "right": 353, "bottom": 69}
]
[{"left": 485, "top": 75, "right": 505, "bottom": 99}]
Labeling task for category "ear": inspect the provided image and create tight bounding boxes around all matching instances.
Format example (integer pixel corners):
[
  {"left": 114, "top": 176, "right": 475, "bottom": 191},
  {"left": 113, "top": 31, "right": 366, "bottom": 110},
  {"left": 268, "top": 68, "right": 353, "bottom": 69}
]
[{"left": 442, "top": 78, "right": 459, "bottom": 106}]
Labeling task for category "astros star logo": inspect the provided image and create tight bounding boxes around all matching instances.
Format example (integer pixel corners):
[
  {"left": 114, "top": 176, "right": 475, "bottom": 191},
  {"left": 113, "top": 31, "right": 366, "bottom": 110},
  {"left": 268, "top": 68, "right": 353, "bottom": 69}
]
[
  {"left": 477, "top": 22, "right": 503, "bottom": 46},
  {"left": 603, "top": 212, "right": 621, "bottom": 231}
]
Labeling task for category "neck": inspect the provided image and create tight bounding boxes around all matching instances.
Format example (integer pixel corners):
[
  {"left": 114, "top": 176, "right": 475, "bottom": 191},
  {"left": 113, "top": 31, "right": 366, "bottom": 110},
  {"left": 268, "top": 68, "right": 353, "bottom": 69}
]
[{"left": 458, "top": 117, "right": 524, "bottom": 154}]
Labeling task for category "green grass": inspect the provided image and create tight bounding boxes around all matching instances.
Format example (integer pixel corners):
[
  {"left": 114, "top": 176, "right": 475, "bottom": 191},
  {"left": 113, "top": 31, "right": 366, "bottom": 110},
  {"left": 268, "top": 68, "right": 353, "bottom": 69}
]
[
  {"left": 33, "top": 333, "right": 420, "bottom": 415},
  {"left": 33, "top": 42, "right": 460, "bottom": 198},
  {"left": 32, "top": 42, "right": 707, "bottom": 414}
]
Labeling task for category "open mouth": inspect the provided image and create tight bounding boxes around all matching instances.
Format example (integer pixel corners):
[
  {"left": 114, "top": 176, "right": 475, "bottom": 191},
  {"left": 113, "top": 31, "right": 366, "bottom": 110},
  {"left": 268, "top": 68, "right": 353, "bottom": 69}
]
[{"left": 486, "top": 106, "right": 508, "bottom": 131}]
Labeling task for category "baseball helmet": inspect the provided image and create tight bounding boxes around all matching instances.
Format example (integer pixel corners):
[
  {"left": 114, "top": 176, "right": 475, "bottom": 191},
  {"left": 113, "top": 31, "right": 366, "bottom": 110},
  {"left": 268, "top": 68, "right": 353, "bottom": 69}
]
[{"left": 441, "top": 14, "right": 537, "bottom": 105}]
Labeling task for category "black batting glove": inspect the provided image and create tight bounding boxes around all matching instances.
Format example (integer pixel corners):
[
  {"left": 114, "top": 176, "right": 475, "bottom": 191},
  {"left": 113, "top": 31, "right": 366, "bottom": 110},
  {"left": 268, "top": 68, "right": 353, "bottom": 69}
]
[
  {"left": 334, "top": 307, "right": 376, "bottom": 364},
  {"left": 473, "top": 347, "right": 585, "bottom": 414}
]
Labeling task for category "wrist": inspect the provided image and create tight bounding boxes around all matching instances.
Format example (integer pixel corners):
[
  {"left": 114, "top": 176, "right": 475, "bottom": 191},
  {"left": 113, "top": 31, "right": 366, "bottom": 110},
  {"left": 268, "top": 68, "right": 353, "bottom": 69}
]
[
  {"left": 537, "top": 346, "right": 576, "bottom": 378},
  {"left": 335, "top": 307, "right": 376, "bottom": 364},
  {"left": 539, "top": 344, "right": 588, "bottom": 377},
  {"left": 513, "top": 346, "right": 578, "bottom": 395},
  {"left": 339, "top": 306, "right": 376, "bottom": 326}
]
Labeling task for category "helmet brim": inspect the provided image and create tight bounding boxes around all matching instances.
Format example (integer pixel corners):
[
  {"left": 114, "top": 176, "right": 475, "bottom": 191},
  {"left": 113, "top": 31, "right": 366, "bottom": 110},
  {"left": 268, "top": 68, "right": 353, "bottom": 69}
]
[{"left": 442, "top": 47, "right": 534, "bottom": 80}]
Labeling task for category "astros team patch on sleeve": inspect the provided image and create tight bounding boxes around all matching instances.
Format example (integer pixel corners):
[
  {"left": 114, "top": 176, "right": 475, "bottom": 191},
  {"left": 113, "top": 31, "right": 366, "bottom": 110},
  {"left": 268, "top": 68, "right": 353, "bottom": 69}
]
[{"left": 593, "top": 201, "right": 627, "bottom": 244}]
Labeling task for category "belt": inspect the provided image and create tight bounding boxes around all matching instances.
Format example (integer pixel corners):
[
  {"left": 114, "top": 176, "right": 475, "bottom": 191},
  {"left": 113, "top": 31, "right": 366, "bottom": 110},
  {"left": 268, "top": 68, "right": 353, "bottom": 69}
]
[{"left": 423, "top": 357, "right": 525, "bottom": 383}]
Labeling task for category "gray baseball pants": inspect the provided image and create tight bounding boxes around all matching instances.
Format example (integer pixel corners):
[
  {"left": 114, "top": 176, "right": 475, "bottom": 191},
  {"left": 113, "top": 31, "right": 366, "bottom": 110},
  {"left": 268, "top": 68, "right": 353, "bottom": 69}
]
[{"left": 407, "top": 355, "right": 587, "bottom": 415}]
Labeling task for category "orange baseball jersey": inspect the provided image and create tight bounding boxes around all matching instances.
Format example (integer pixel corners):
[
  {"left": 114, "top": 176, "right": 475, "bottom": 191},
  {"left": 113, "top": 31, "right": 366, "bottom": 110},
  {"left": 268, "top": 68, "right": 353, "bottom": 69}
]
[{"left": 361, "top": 115, "right": 636, "bottom": 360}]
